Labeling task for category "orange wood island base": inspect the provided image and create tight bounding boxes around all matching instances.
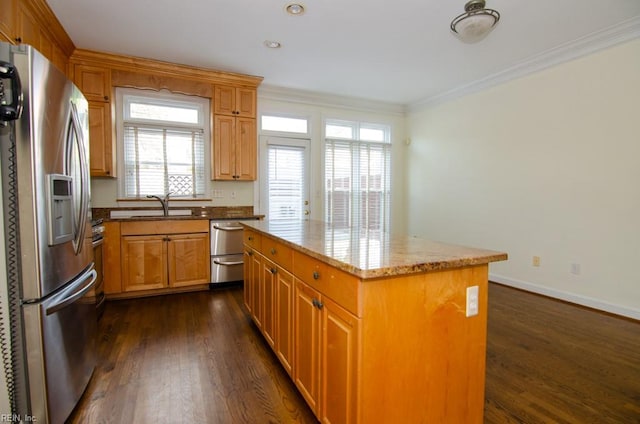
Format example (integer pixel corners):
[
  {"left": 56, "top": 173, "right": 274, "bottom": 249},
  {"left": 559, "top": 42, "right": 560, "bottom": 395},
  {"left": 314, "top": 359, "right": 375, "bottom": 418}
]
[{"left": 241, "top": 220, "right": 507, "bottom": 424}]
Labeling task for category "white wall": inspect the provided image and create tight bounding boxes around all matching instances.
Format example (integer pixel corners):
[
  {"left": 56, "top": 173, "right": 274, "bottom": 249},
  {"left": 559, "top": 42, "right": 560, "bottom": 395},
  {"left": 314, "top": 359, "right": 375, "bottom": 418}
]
[{"left": 405, "top": 39, "right": 640, "bottom": 319}]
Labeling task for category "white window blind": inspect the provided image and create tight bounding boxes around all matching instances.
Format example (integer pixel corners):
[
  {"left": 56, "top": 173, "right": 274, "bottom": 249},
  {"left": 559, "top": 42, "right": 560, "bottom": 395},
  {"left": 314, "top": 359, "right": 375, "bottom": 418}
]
[
  {"left": 268, "top": 144, "right": 306, "bottom": 220},
  {"left": 325, "top": 121, "right": 391, "bottom": 231},
  {"left": 118, "top": 89, "right": 208, "bottom": 198},
  {"left": 123, "top": 125, "right": 204, "bottom": 197}
]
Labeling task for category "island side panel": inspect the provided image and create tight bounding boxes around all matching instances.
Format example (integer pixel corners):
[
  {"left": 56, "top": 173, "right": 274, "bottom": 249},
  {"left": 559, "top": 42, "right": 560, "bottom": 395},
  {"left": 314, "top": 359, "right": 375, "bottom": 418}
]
[{"left": 359, "top": 264, "right": 489, "bottom": 424}]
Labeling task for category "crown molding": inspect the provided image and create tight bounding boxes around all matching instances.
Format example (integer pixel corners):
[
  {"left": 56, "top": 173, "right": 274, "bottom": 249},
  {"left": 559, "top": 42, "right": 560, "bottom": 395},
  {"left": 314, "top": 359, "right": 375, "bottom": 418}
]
[
  {"left": 258, "top": 85, "right": 406, "bottom": 116},
  {"left": 409, "top": 16, "right": 640, "bottom": 113}
]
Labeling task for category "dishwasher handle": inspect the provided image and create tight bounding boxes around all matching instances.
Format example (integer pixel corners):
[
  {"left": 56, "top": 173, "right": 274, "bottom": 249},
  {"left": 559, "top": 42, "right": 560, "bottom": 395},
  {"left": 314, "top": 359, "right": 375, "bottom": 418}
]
[
  {"left": 213, "top": 258, "right": 244, "bottom": 266},
  {"left": 212, "top": 224, "right": 244, "bottom": 231}
]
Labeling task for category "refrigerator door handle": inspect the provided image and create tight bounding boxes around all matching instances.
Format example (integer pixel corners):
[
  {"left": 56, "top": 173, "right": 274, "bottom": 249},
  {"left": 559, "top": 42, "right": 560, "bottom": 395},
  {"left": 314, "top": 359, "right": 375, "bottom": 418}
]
[
  {"left": 45, "top": 268, "right": 97, "bottom": 315},
  {"left": 68, "top": 102, "right": 90, "bottom": 254}
]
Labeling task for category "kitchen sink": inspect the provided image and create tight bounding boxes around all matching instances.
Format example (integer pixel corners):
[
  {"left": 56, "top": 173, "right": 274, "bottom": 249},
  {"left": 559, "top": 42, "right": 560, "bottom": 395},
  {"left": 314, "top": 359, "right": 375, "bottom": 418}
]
[{"left": 109, "top": 209, "right": 193, "bottom": 219}]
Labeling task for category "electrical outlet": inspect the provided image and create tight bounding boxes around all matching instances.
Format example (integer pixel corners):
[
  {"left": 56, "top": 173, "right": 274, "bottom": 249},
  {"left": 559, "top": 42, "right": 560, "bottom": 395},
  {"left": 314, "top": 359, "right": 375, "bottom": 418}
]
[
  {"left": 571, "top": 263, "right": 581, "bottom": 275},
  {"left": 532, "top": 256, "right": 541, "bottom": 267},
  {"left": 466, "top": 285, "right": 479, "bottom": 317}
]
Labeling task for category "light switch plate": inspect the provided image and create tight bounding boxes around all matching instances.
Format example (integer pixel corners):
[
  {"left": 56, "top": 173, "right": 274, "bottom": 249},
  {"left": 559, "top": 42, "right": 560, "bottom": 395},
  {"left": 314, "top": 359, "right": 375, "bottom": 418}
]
[{"left": 466, "top": 285, "right": 479, "bottom": 317}]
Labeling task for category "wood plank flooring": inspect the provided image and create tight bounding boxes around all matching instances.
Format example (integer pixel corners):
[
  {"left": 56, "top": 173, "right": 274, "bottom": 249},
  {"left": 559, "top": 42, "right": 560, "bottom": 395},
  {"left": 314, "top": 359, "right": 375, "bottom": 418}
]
[{"left": 67, "top": 283, "right": 640, "bottom": 423}]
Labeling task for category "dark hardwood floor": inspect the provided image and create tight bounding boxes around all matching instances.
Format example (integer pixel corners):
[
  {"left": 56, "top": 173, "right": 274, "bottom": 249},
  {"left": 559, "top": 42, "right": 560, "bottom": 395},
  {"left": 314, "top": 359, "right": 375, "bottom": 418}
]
[{"left": 68, "top": 283, "right": 640, "bottom": 423}]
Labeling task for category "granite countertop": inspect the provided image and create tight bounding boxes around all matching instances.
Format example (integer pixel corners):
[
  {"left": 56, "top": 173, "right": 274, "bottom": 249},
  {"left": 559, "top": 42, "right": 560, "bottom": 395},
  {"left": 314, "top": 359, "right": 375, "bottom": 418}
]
[
  {"left": 241, "top": 220, "right": 508, "bottom": 280},
  {"left": 93, "top": 206, "right": 263, "bottom": 222}
]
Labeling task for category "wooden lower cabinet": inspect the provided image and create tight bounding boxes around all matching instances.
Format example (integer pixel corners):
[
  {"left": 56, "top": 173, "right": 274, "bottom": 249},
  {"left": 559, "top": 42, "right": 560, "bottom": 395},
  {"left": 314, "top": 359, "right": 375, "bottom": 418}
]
[
  {"left": 122, "top": 232, "right": 208, "bottom": 292},
  {"left": 121, "top": 235, "right": 167, "bottom": 292},
  {"left": 274, "top": 266, "right": 294, "bottom": 375},
  {"left": 243, "top": 227, "right": 491, "bottom": 423},
  {"left": 168, "top": 233, "right": 209, "bottom": 288},
  {"left": 261, "top": 257, "right": 277, "bottom": 347},
  {"left": 294, "top": 279, "right": 360, "bottom": 423},
  {"left": 105, "top": 220, "right": 210, "bottom": 297}
]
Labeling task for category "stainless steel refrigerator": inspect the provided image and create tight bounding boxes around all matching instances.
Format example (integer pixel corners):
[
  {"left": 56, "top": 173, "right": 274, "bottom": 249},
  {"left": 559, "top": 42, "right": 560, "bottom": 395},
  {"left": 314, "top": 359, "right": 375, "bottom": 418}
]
[{"left": 0, "top": 43, "right": 97, "bottom": 423}]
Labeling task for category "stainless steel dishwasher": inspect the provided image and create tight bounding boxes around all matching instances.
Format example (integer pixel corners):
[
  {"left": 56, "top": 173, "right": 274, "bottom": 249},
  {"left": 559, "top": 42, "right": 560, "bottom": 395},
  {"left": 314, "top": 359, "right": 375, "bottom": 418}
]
[{"left": 210, "top": 220, "right": 247, "bottom": 286}]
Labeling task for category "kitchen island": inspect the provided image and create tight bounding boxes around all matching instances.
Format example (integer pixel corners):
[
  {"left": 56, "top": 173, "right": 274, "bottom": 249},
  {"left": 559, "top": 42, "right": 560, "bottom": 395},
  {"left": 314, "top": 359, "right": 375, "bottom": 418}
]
[{"left": 241, "top": 219, "right": 507, "bottom": 424}]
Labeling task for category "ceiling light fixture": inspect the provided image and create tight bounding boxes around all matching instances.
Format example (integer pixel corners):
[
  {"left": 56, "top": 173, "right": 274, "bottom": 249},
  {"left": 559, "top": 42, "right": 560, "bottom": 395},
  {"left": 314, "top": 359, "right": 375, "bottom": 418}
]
[
  {"left": 285, "top": 2, "right": 305, "bottom": 16},
  {"left": 264, "top": 40, "right": 282, "bottom": 48},
  {"left": 450, "top": 0, "right": 500, "bottom": 43}
]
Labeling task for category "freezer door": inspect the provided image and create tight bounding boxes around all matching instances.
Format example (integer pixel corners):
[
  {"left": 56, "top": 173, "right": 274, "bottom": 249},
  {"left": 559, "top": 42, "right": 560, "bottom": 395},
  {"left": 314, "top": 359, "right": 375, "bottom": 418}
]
[{"left": 22, "top": 265, "right": 97, "bottom": 424}]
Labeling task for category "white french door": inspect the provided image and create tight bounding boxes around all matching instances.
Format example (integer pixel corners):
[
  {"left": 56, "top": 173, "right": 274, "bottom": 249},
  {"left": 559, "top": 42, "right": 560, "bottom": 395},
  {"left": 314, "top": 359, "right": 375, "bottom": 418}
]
[{"left": 259, "top": 136, "right": 310, "bottom": 220}]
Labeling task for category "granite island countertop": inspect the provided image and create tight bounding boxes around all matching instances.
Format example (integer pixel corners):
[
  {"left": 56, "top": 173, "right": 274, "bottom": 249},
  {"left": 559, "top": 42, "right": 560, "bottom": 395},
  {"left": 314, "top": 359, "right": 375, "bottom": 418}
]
[{"left": 241, "top": 219, "right": 508, "bottom": 280}]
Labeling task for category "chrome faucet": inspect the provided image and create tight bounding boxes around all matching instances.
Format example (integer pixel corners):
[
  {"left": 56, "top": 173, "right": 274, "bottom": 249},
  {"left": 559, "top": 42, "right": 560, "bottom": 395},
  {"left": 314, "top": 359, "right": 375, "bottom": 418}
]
[{"left": 146, "top": 192, "right": 173, "bottom": 216}]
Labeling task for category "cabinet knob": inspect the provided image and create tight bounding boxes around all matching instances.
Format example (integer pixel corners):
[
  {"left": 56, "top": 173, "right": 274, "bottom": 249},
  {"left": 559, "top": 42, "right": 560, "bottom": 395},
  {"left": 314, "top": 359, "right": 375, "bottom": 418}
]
[
  {"left": 104, "top": 95, "right": 109, "bottom": 101},
  {"left": 248, "top": 236, "right": 253, "bottom": 241},
  {"left": 270, "top": 248, "right": 276, "bottom": 255},
  {"left": 248, "top": 251, "right": 253, "bottom": 256},
  {"left": 270, "top": 268, "right": 277, "bottom": 274},
  {"left": 313, "top": 271, "right": 320, "bottom": 280},
  {"left": 15, "top": 37, "right": 22, "bottom": 43},
  {"left": 312, "top": 298, "right": 323, "bottom": 309}
]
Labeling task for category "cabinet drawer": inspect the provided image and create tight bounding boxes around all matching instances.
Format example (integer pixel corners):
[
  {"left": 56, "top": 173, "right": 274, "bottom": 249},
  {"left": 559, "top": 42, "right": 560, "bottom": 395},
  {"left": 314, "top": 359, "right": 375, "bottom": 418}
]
[
  {"left": 243, "top": 229, "right": 262, "bottom": 250},
  {"left": 293, "top": 252, "right": 360, "bottom": 316},
  {"left": 121, "top": 219, "right": 209, "bottom": 235},
  {"left": 261, "top": 236, "right": 293, "bottom": 269}
]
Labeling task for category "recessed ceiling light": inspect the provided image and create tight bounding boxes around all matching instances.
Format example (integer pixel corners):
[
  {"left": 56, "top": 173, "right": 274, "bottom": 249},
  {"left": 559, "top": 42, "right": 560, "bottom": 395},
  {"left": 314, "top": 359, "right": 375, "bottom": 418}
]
[
  {"left": 264, "top": 40, "right": 282, "bottom": 48},
  {"left": 285, "top": 2, "right": 305, "bottom": 16}
]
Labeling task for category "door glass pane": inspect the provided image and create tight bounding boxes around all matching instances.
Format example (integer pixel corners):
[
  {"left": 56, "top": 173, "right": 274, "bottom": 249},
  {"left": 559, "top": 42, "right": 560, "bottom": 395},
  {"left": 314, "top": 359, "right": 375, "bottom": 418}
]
[{"left": 267, "top": 145, "right": 306, "bottom": 220}]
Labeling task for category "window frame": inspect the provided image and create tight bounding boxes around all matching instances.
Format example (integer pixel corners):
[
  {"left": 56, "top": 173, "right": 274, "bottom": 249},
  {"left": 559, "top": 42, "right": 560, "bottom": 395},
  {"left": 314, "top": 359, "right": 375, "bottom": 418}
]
[
  {"left": 323, "top": 118, "right": 392, "bottom": 232},
  {"left": 115, "top": 88, "right": 211, "bottom": 199}
]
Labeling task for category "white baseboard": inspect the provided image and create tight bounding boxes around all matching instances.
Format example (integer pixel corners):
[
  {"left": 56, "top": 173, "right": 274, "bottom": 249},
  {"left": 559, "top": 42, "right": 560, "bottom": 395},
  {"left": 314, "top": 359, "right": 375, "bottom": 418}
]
[{"left": 489, "top": 273, "right": 640, "bottom": 321}]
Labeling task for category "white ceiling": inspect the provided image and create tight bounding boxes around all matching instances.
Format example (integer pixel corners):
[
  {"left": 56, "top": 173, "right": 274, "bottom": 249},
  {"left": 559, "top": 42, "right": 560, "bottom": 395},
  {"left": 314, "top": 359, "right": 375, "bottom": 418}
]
[{"left": 47, "top": 0, "right": 640, "bottom": 106}]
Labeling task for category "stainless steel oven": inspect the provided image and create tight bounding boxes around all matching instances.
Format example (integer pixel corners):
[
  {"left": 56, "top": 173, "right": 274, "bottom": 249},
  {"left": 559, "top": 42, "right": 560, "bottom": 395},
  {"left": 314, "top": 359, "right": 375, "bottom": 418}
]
[{"left": 210, "top": 220, "right": 250, "bottom": 285}]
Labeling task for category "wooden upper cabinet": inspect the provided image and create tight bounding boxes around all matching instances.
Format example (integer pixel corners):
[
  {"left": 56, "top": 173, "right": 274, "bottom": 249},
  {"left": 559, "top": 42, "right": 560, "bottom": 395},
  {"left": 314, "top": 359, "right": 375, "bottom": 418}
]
[
  {"left": 212, "top": 114, "right": 257, "bottom": 181},
  {"left": 72, "top": 64, "right": 116, "bottom": 177},
  {"left": 16, "top": 3, "right": 39, "bottom": 47},
  {"left": 0, "top": 0, "right": 17, "bottom": 43},
  {"left": 74, "top": 64, "right": 112, "bottom": 102},
  {"left": 87, "top": 102, "right": 115, "bottom": 177},
  {"left": 214, "top": 85, "right": 256, "bottom": 118}
]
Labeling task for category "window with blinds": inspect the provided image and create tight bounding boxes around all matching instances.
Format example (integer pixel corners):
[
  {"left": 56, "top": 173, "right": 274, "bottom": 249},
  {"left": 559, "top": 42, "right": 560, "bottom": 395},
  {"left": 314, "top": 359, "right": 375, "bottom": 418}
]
[
  {"left": 267, "top": 144, "right": 306, "bottom": 220},
  {"left": 118, "top": 89, "right": 209, "bottom": 198},
  {"left": 325, "top": 120, "right": 391, "bottom": 231}
]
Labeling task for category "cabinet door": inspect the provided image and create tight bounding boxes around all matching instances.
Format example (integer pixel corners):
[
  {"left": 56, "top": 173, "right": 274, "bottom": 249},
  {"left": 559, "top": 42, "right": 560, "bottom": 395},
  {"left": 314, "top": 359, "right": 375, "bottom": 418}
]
[
  {"left": 0, "top": 0, "right": 16, "bottom": 43},
  {"left": 74, "top": 64, "right": 111, "bottom": 102},
  {"left": 243, "top": 249, "right": 255, "bottom": 313},
  {"left": 294, "top": 279, "right": 321, "bottom": 414},
  {"left": 121, "top": 235, "right": 167, "bottom": 292},
  {"left": 88, "top": 101, "right": 115, "bottom": 177},
  {"left": 236, "top": 88, "right": 256, "bottom": 118},
  {"left": 235, "top": 117, "right": 256, "bottom": 181},
  {"left": 275, "top": 267, "right": 294, "bottom": 375},
  {"left": 168, "top": 233, "right": 210, "bottom": 288},
  {"left": 250, "top": 250, "right": 263, "bottom": 329},
  {"left": 320, "top": 297, "right": 361, "bottom": 424},
  {"left": 261, "top": 257, "right": 277, "bottom": 347},
  {"left": 214, "top": 85, "right": 236, "bottom": 116},
  {"left": 16, "top": 4, "right": 39, "bottom": 47},
  {"left": 213, "top": 114, "right": 235, "bottom": 180},
  {"left": 103, "top": 221, "right": 122, "bottom": 294}
]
